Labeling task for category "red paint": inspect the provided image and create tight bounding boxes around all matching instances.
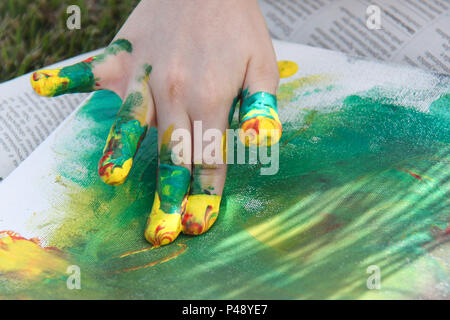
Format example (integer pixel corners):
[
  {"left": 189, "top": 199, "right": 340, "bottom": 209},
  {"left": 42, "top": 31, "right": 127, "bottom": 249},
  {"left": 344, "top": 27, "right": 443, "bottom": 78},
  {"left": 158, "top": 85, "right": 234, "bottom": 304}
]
[
  {"left": 245, "top": 119, "right": 261, "bottom": 134},
  {"left": 399, "top": 169, "right": 423, "bottom": 181},
  {"left": 98, "top": 151, "right": 114, "bottom": 177},
  {"left": 82, "top": 57, "right": 94, "bottom": 63}
]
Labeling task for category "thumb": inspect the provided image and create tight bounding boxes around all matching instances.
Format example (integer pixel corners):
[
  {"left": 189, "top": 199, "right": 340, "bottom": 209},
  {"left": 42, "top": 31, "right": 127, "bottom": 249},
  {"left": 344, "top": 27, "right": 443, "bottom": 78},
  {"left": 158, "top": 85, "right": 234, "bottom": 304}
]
[{"left": 30, "top": 38, "right": 133, "bottom": 97}]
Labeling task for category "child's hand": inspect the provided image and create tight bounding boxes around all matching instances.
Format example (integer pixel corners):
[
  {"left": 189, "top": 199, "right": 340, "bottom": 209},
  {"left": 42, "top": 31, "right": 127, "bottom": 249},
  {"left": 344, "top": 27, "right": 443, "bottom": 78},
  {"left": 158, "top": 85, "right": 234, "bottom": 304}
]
[{"left": 31, "top": 0, "right": 281, "bottom": 246}]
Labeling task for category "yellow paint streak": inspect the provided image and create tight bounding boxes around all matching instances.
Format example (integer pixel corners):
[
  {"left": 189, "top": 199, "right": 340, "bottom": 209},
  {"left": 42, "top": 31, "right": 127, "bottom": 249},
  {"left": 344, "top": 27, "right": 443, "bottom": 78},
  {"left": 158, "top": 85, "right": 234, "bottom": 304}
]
[
  {"left": 113, "top": 243, "right": 187, "bottom": 273},
  {"left": 222, "top": 132, "right": 227, "bottom": 163},
  {"left": 277, "top": 74, "right": 330, "bottom": 102},
  {"left": 161, "top": 124, "right": 174, "bottom": 146},
  {"left": 119, "top": 246, "right": 155, "bottom": 258}
]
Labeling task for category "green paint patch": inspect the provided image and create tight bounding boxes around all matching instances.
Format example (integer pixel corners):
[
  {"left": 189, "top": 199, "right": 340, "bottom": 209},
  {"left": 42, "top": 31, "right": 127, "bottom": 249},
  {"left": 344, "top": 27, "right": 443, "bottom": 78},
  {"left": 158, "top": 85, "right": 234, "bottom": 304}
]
[
  {"left": 57, "top": 62, "right": 96, "bottom": 94},
  {"left": 1, "top": 74, "right": 449, "bottom": 299},
  {"left": 239, "top": 92, "right": 278, "bottom": 123},
  {"left": 158, "top": 164, "right": 191, "bottom": 214}
]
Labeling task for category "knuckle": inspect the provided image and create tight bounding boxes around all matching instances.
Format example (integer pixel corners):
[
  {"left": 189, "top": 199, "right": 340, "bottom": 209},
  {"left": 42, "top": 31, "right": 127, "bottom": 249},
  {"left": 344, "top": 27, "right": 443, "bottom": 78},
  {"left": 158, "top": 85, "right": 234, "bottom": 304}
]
[
  {"left": 192, "top": 76, "right": 224, "bottom": 109},
  {"left": 166, "top": 72, "right": 189, "bottom": 104},
  {"left": 149, "top": 62, "right": 190, "bottom": 106}
]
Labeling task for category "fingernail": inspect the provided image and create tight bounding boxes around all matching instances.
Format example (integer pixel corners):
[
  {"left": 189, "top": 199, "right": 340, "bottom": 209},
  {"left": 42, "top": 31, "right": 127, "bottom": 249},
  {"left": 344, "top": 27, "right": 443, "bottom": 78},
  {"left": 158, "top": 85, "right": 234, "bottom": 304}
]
[
  {"left": 240, "top": 113, "right": 282, "bottom": 146},
  {"left": 98, "top": 120, "right": 147, "bottom": 186},
  {"left": 239, "top": 92, "right": 282, "bottom": 146},
  {"left": 31, "top": 69, "right": 68, "bottom": 97},
  {"left": 144, "top": 193, "right": 183, "bottom": 246},
  {"left": 182, "top": 194, "right": 221, "bottom": 235},
  {"left": 144, "top": 164, "right": 191, "bottom": 246}
]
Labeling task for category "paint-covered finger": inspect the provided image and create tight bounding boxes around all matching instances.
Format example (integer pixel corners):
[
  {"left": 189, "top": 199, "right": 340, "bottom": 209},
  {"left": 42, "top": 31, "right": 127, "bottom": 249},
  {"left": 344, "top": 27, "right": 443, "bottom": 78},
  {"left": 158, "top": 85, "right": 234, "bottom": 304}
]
[
  {"left": 145, "top": 125, "right": 192, "bottom": 246},
  {"left": 179, "top": 118, "right": 228, "bottom": 236},
  {"left": 239, "top": 91, "right": 282, "bottom": 147},
  {"left": 31, "top": 38, "right": 133, "bottom": 97},
  {"left": 182, "top": 164, "right": 225, "bottom": 236},
  {"left": 239, "top": 54, "right": 281, "bottom": 147},
  {"left": 98, "top": 64, "right": 153, "bottom": 186}
]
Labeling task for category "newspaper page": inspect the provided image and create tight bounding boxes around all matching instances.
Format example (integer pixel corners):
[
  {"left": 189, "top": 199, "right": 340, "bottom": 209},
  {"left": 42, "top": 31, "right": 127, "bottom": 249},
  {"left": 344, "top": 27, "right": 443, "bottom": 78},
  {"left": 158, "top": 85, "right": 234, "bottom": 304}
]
[
  {"left": 0, "top": 50, "right": 102, "bottom": 180},
  {"left": 259, "top": 0, "right": 450, "bottom": 74}
]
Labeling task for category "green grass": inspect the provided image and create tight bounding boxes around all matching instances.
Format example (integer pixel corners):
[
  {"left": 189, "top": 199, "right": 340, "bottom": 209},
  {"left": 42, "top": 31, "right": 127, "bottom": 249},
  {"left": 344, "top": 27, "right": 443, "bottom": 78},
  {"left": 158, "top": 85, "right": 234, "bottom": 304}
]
[{"left": 0, "top": 0, "right": 139, "bottom": 82}]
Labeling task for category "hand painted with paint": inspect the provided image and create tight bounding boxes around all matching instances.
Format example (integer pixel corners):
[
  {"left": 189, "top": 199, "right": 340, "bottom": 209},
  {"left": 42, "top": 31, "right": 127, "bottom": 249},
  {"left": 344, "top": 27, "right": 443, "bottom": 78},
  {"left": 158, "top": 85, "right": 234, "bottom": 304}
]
[{"left": 31, "top": 0, "right": 281, "bottom": 246}]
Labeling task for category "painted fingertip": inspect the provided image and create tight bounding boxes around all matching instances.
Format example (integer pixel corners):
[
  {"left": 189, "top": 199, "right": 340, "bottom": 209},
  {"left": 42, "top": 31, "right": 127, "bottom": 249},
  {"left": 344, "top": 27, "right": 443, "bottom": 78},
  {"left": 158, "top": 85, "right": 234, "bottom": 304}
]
[
  {"left": 31, "top": 69, "right": 68, "bottom": 97},
  {"left": 239, "top": 92, "right": 282, "bottom": 146},
  {"left": 98, "top": 119, "right": 148, "bottom": 186},
  {"left": 181, "top": 194, "right": 221, "bottom": 235},
  {"left": 98, "top": 155, "right": 133, "bottom": 186},
  {"left": 144, "top": 193, "right": 182, "bottom": 246},
  {"left": 31, "top": 60, "right": 96, "bottom": 97},
  {"left": 240, "top": 111, "right": 282, "bottom": 147}
]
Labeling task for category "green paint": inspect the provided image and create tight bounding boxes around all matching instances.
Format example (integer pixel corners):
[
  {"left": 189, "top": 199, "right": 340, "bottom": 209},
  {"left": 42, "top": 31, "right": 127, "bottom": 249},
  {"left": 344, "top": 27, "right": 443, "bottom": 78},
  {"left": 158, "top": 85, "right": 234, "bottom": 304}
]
[
  {"left": 159, "top": 137, "right": 174, "bottom": 165},
  {"left": 56, "top": 62, "right": 97, "bottom": 94},
  {"left": 91, "top": 38, "right": 132, "bottom": 67},
  {"left": 98, "top": 89, "right": 148, "bottom": 179},
  {"left": 143, "top": 63, "right": 152, "bottom": 77},
  {"left": 119, "top": 92, "right": 144, "bottom": 120},
  {"left": 157, "top": 164, "right": 191, "bottom": 214},
  {"left": 429, "top": 94, "right": 450, "bottom": 118},
  {"left": 230, "top": 89, "right": 279, "bottom": 125},
  {"left": 136, "top": 63, "right": 152, "bottom": 82},
  {"left": 228, "top": 87, "right": 249, "bottom": 125},
  {"left": 239, "top": 91, "right": 278, "bottom": 124},
  {"left": 190, "top": 165, "right": 216, "bottom": 195},
  {"left": 102, "top": 39, "right": 133, "bottom": 57},
  {"left": 104, "top": 120, "right": 147, "bottom": 164},
  {"left": 2, "top": 71, "right": 449, "bottom": 299}
]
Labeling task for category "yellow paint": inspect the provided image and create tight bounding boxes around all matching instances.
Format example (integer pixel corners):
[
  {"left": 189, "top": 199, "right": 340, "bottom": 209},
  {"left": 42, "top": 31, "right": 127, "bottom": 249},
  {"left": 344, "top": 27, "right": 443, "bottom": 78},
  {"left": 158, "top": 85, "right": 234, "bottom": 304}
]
[
  {"left": 182, "top": 194, "right": 221, "bottom": 235},
  {"left": 161, "top": 124, "right": 174, "bottom": 146},
  {"left": 144, "top": 193, "right": 182, "bottom": 246},
  {"left": 221, "top": 132, "right": 227, "bottom": 163},
  {"left": 240, "top": 107, "right": 282, "bottom": 146},
  {"left": 134, "top": 88, "right": 152, "bottom": 125},
  {"left": 278, "top": 61, "right": 299, "bottom": 78},
  {"left": 102, "top": 127, "right": 114, "bottom": 154},
  {"left": 113, "top": 243, "right": 187, "bottom": 273},
  {"left": 30, "top": 69, "right": 68, "bottom": 97},
  {"left": 0, "top": 232, "right": 68, "bottom": 279},
  {"left": 277, "top": 74, "right": 330, "bottom": 101},
  {"left": 119, "top": 246, "right": 155, "bottom": 258},
  {"left": 100, "top": 158, "right": 133, "bottom": 186},
  {"left": 129, "top": 76, "right": 153, "bottom": 124}
]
